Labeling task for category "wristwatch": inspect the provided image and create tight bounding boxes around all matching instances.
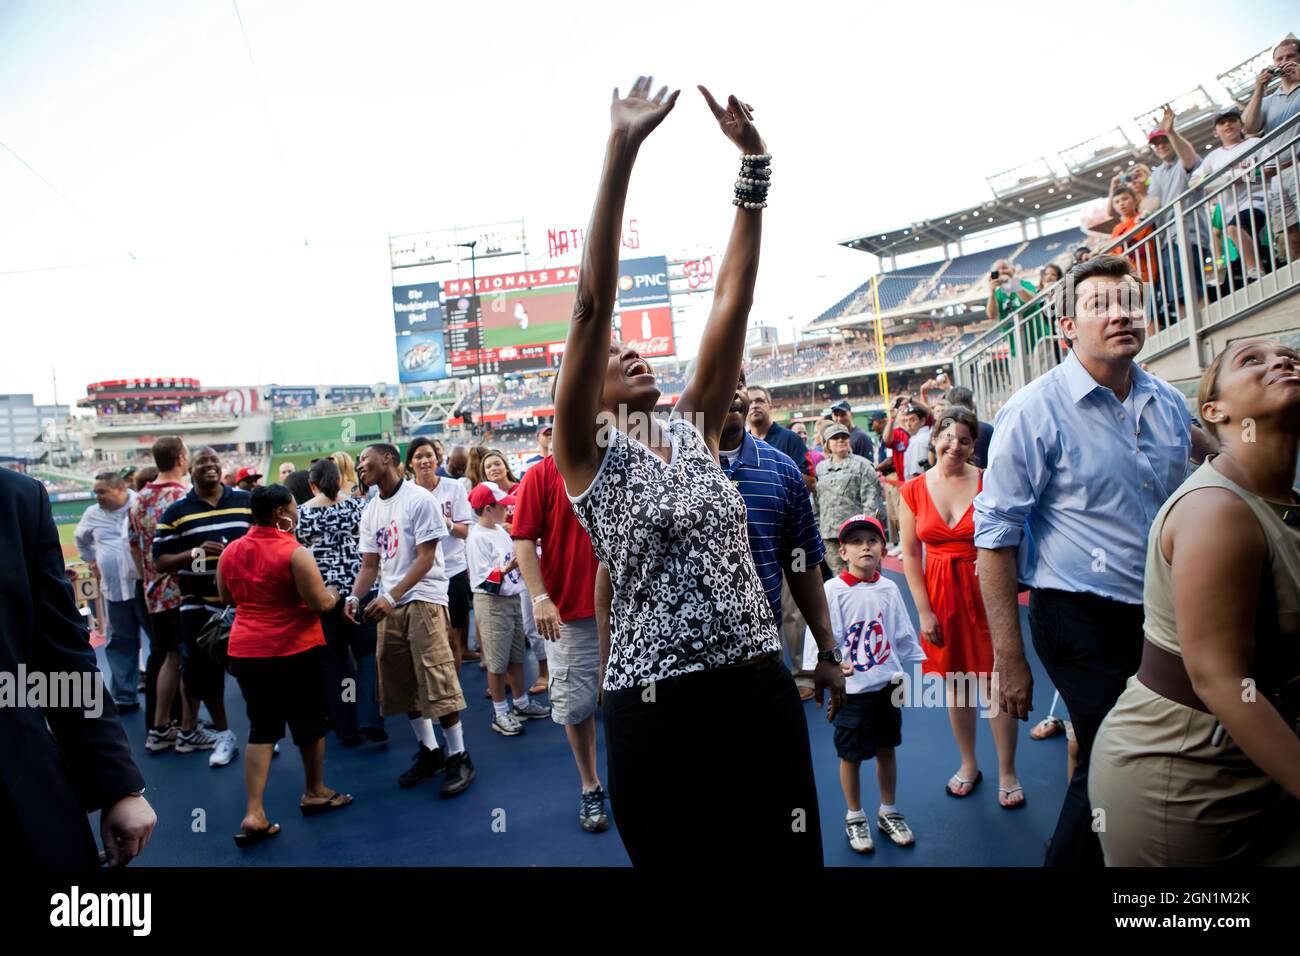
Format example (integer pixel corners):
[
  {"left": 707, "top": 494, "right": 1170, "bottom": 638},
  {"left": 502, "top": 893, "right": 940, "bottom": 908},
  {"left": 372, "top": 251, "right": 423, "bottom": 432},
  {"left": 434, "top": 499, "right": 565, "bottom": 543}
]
[{"left": 817, "top": 646, "right": 843, "bottom": 664}]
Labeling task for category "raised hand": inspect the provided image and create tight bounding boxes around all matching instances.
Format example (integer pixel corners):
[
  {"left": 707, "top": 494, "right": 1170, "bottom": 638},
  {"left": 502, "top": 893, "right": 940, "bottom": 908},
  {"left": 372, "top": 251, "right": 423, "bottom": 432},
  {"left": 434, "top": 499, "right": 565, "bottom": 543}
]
[
  {"left": 698, "top": 85, "right": 766, "bottom": 155},
  {"left": 611, "top": 76, "right": 680, "bottom": 145},
  {"left": 1157, "top": 103, "right": 1175, "bottom": 135}
]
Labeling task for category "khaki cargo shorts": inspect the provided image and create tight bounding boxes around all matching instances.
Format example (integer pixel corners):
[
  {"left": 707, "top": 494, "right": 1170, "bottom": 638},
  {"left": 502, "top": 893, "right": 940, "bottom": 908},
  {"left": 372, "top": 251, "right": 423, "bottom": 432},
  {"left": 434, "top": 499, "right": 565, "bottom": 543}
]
[{"left": 376, "top": 600, "right": 466, "bottom": 719}]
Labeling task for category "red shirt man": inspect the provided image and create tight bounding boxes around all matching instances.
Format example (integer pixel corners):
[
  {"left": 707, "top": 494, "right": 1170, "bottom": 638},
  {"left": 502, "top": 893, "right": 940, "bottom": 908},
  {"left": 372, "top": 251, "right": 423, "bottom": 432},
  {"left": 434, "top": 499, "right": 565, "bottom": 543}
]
[{"left": 510, "top": 453, "right": 609, "bottom": 832}]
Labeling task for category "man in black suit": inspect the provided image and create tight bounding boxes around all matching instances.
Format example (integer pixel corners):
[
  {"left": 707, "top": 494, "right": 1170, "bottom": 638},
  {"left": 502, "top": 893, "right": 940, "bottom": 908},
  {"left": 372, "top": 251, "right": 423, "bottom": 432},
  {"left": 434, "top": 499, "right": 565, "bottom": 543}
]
[{"left": 0, "top": 467, "right": 156, "bottom": 866}]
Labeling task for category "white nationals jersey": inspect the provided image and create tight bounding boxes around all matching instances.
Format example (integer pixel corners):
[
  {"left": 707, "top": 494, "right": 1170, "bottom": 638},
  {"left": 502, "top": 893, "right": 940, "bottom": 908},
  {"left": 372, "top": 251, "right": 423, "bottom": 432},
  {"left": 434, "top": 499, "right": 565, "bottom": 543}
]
[{"left": 803, "top": 571, "right": 928, "bottom": 693}]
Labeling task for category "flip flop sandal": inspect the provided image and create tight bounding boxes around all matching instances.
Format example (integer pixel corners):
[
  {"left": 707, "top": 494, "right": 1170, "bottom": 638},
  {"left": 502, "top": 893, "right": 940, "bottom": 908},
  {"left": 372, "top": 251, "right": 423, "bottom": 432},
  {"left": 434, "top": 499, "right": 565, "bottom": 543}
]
[
  {"left": 234, "top": 823, "right": 280, "bottom": 847},
  {"left": 944, "top": 770, "right": 982, "bottom": 797},
  {"left": 1030, "top": 716, "right": 1065, "bottom": 740},
  {"left": 998, "top": 786, "right": 1027, "bottom": 810},
  {"left": 300, "top": 792, "right": 354, "bottom": 816}
]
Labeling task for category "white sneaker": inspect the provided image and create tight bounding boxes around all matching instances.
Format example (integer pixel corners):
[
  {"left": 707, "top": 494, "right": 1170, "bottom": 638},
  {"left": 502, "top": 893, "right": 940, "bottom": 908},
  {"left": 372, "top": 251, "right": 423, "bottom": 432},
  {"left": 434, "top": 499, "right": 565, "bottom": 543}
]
[
  {"left": 209, "top": 729, "right": 239, "bottom": 767},
  {"left": 491, "top": 711, "right": 525, "bottom": 736},
  {"left": 887, "top": 545, "right": 902, "bottom": 558},
  {"left": 846, "top": 818, "right": 874, "bottom": 853},
  {"left": 877, "top": 810, "right": 915, "bottom": 847}
]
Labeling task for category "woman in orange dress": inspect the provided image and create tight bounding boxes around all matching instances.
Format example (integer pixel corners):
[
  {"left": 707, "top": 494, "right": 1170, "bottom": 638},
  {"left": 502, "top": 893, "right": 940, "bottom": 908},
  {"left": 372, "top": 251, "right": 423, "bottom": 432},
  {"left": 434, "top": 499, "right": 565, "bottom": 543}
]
[{"left": 900, "top": 406, "right": 1023, "bottom": 808}]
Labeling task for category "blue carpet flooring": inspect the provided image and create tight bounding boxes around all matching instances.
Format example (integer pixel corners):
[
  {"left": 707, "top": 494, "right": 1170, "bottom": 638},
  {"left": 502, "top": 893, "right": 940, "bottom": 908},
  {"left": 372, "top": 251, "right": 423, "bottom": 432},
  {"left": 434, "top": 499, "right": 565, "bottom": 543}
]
[{"left": 99, "top": 569, "right": 1068, "bottom": 866}]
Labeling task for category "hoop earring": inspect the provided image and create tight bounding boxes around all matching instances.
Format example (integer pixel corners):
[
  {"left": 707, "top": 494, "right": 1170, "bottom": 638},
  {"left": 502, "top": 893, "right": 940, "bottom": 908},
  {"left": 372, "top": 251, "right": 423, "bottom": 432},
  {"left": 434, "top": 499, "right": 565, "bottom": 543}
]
[{"left": 276, "top": 517, "right": 293, "bottom": 534}]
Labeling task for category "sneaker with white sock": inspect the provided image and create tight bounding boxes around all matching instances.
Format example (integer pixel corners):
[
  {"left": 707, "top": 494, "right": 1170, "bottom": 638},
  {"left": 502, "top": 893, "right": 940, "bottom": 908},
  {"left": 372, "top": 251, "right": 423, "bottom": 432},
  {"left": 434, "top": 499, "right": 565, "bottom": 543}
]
[
  {"left": 174, "top": 726, "right": 220, "bottom": 753},
  {"left": 491, "top": 711, "right": 525, "bottom": 736},
  {"left": 846, "top": 818, "right": 874, "bottom": 853},
  {"left": 209, "top": 729, "right": 239, "bottom": 767}
]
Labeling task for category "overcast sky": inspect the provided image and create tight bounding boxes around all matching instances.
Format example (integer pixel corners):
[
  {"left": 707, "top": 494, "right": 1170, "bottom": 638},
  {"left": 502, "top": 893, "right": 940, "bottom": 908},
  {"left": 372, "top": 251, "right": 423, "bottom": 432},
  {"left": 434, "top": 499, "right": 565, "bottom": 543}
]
[{"left": 2, "top": 0, "right": 1294, "bottom": 405}]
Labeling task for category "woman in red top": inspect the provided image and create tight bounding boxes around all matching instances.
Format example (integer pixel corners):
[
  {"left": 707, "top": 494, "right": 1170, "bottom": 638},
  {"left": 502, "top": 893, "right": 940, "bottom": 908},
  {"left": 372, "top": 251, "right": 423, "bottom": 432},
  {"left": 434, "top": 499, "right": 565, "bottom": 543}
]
[
  {"left": 216, "top": 483, "right": 351, "bottom": 847},
  {"left": 899, "top": 407, "right": 1023, "bottom": 809}
]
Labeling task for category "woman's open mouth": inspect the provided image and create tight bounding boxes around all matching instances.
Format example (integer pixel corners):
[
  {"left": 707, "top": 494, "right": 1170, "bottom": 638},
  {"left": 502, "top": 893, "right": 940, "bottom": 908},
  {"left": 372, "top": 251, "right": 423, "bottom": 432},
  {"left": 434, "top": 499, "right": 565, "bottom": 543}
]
[{"left": 624, "top": 358, "right": 651, "bottom": 378}]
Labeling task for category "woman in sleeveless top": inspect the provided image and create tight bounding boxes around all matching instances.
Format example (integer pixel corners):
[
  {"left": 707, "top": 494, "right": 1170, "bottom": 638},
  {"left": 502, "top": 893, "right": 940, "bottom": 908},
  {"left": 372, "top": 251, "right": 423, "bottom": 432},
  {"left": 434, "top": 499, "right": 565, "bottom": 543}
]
[
  {"left": 217, "top": 484, "right": 352, "bottom": 847},
  {"left": 298, "top": 457, "right": 384, "bottom": 746},
  {"left": 900, "top": 407, "right": 1023, "bottom": 807},
  {"left": 1090, "top": 338, "right": 1300, "bottom": 865},
  {"left": 553, "top": 76, "right": 844, "bottom": 866}
]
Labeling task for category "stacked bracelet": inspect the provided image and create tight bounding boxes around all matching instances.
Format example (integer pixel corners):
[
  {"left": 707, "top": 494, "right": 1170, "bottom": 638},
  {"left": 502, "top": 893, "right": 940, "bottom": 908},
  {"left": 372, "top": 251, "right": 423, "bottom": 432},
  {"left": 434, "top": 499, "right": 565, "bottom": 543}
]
[{"left": 734, "top": 153, "right": 771, "bottom": 209}]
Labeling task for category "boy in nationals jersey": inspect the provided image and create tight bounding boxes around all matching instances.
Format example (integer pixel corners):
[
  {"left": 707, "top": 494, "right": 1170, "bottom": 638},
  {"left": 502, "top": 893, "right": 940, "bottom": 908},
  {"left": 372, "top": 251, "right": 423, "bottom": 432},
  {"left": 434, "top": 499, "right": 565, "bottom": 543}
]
[{"left": 805, "top": 514, "right": 927, "bottom": 855}]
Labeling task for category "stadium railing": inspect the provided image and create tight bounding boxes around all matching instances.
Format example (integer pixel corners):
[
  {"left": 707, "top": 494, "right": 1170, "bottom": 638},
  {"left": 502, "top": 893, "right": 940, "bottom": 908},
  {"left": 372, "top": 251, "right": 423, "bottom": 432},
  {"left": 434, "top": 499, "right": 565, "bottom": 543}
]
[{"left": 953, "top": 109, "right": 1300, "bottom": 415}]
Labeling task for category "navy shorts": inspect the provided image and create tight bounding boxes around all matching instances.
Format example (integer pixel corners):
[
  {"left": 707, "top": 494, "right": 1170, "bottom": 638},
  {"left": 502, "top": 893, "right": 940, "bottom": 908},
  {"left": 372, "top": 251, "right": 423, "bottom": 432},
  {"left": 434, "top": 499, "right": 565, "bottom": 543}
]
[
  {"left": 447, "top": 569, "right": 471, "bottom": 630},
  {"left": 833, "top": 684, "right": 902, "bottom": 762}
]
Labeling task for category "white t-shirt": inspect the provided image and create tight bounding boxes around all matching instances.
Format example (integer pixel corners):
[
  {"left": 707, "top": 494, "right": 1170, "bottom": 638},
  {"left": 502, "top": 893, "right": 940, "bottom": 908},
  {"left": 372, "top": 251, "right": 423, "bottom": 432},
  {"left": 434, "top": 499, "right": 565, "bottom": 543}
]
[
  {"left": 465, "top": 522, "right": 524, "bottom": 597},
  {"left": 1190, "top": 139, "right": 1268, "bottom": 214},
  {"left": 903, "top": 425, "right": 932, "bottom": 479},
  {"left": 423, "top": 476, "right": 474, "bottom": 577},
  {"left": 359, "top": 479, "right": 449, "bottom": 606},
  {"left": 802, "top": 572, "right": 928, "bottom": 693}
]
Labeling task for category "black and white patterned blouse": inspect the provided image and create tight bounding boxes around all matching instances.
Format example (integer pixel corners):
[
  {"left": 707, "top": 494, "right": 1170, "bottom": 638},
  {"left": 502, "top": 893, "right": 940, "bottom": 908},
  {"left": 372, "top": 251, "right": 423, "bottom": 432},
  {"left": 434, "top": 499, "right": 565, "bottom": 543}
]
[
  {"left": 296, "top": 496, "right": 366, "bottom": 592},
  {"left": 569, "top": 417, "right": 779, "bottom": 691}
]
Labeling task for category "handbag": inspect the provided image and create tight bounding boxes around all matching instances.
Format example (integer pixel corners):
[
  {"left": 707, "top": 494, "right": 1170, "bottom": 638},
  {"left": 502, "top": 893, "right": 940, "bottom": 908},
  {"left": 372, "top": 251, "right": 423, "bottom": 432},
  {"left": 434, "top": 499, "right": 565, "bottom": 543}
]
[{"left": 196, "top": 606, "right": 235, "bottom": 671}]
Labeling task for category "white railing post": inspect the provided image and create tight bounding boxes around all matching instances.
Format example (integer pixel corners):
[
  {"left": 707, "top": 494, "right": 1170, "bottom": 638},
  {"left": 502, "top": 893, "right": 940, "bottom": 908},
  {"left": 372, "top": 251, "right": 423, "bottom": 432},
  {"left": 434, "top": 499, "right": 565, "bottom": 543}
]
[{"left": 1173, "top": 199, "right": 1201, "bottom": 371}]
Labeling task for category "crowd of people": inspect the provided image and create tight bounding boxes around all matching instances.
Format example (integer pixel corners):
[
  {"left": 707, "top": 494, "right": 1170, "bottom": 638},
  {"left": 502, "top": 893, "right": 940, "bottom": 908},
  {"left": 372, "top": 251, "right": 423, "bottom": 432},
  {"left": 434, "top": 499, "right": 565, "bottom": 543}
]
[{"left": 9, "top": 58, "right": 1300, "bottom": 871}]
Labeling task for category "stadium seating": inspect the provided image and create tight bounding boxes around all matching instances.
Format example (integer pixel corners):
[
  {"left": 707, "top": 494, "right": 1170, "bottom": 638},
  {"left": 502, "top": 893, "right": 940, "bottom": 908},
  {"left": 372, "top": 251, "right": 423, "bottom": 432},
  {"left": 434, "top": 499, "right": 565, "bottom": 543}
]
[
  {"left": 812, "top": 262, "right": 939, "bottom": 324},
  {"left": 1013, "top": 231, "right": 1074, "bottom": 273},
  {"left": 915, "top": 240, "right": 1022, "bottom": 303},
  {"left": 885, "top": 340, "right": 944, "bottom": 364}
]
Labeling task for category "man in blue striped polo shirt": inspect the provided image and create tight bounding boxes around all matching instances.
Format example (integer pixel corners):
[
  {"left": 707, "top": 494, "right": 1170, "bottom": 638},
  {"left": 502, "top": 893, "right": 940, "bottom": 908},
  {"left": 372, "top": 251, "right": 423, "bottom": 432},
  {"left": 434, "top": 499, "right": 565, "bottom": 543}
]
[
  {"left": 153, "top": 446, "right": 252, "bottom": 768},
  {"left": 720, "top": 369, "right": 837, "bottom": 700}
]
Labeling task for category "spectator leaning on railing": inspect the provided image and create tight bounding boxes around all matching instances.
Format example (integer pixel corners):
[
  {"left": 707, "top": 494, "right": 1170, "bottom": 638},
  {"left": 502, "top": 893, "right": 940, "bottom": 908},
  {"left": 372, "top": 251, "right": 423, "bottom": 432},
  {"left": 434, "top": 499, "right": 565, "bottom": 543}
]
[
  {"left": 1190, "top": 108, "right": 1269, "bottom": 282},
  {"left": 1146, "top": 104, "right": 1208, "bottom": 305},
  {"left": 1108, "top": 187, "right": 1158, "bottom": 289},
  {"left": 1242, "top": 35, "right": 1300, "bottom": 260}
]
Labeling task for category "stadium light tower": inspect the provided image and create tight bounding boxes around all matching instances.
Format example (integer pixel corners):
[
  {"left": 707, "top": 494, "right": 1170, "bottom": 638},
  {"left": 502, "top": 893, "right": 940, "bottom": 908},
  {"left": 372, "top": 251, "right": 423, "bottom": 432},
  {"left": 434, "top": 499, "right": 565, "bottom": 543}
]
[{"left": 457, "top": 240, "right": 485, "bottom": 433}]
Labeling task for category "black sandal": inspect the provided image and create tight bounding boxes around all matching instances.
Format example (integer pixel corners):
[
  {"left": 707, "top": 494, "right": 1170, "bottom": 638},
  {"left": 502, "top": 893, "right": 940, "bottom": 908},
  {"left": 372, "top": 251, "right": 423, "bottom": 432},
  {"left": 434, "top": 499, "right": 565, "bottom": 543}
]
[
  {"left": 300, "top": 791, "right": 354, "bottom": 816},
  {"left": 234, "top": 823, "right": 281, "bottom": 847},
  {"left": 944, "top": 770, "right": 982, "bottom": 797}
]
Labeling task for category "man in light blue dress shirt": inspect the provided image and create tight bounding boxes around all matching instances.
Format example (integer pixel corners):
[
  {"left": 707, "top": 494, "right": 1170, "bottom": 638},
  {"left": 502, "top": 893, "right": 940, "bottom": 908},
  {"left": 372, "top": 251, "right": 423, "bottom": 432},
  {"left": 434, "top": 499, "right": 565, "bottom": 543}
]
[{"left": 974, "top": 255, "right": 1195, "bottom": 867}]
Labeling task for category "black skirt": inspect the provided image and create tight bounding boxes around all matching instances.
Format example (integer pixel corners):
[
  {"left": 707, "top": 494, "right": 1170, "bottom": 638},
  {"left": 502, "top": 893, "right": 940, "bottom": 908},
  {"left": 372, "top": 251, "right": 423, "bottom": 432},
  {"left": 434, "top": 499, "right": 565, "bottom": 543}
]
[{"left": 602, "top": 651, "right": 824, "bottom": 867}]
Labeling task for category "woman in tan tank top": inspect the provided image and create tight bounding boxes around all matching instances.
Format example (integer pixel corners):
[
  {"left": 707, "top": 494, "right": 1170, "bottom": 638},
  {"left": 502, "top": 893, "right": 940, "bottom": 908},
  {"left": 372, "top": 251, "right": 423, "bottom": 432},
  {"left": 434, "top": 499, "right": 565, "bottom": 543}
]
[{"left": 1089, "top": 337, "right": 1300, "bottom": 865}]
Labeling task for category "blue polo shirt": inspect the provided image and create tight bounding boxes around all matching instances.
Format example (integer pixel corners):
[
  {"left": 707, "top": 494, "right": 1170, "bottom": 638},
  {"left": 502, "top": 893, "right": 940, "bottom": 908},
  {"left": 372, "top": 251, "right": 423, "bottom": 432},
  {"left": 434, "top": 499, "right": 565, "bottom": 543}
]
[
  {"left": 757, "top": 421, "right": 811, "bottom": 476},
  {"left": 719, "top": 432, "right": 825, "bottom": 619}
]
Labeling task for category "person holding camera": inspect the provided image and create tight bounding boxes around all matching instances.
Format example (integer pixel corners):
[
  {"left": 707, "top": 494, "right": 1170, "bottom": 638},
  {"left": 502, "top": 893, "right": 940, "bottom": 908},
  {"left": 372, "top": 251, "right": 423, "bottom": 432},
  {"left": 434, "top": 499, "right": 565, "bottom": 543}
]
[
  {"left": 986, "top": 259, "right": 1037, "bottom": 358},
  {"left": 985, "top": 258, "right": 1034, "bottom": 326},
  {"left": 874, "top": 393, "right": 913, "bottom": 553},
  {"left": 1243, "top": 36, "right": 1300, "bottom": 261}
]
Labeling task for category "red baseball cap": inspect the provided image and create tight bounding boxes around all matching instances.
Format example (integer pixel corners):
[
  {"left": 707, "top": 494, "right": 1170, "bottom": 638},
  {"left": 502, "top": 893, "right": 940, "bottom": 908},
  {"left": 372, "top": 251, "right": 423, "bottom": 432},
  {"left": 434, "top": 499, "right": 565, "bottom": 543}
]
[
  {"left": 468, "top": 482, "right": 515, "bottom": 510},
  {"left": 235, "top": 466, "right": 262, "bottom": 483},
  {"left": 1147, "top": 129, "right": 1169, "bottom": 142},
  {"left": 537, "top": 424, "right": 553, "bottom": 437},
  {"left": 838, "top": 513, "right": 886, "bottom": 542}
]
